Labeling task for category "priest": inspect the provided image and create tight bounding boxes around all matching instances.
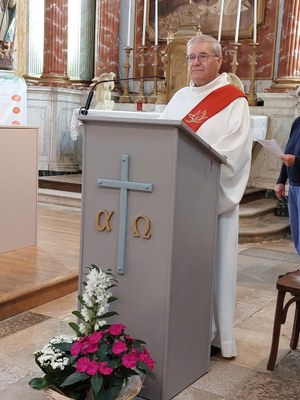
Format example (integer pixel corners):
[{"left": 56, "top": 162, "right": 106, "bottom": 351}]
[{"left": 159, "top": 34, "right": 252, "bottom": 358}]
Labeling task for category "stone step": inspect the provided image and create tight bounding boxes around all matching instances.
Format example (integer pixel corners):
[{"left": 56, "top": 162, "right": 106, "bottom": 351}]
[
  {"left": 38, "top": 188, "right": 81, "bottom": 208},
  {"left": 240, "top": 187, "right": 267, "bottom": 204},
  {"left": 39, "top": 174, "right": 82, "bottom": 193},
  {"left": 239, "top": 214, "right": 290, "bottom": 244},
  {"left": 239, "top": 197, "right": 290, "bottom": 243},
  {"left": 239, "top": 198, "right": 278, "bottom": 221}
]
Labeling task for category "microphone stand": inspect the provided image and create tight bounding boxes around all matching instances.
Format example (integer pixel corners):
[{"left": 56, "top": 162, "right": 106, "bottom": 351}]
[{"left": 79, "top": 75, "right": 165, "bottom": 116}]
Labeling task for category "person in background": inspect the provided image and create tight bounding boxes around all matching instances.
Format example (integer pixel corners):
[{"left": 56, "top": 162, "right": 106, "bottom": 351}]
[
  {"left": 0, "top": 0, "right": 17, "bottom": 49},
  {"left": 274, "top": 91, "right": 300, "bottom": 255},
  {"left": 159, "top": 34, "right": 252, "bottom": 358}
]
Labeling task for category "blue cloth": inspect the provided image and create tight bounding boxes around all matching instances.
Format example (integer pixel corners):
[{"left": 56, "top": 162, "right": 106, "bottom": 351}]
[
  {"left": 277, "top": 116, "right": 300, "bottom": 186},
  {"left": 288, "top": 185, "right": 300, "bottom": 254},
  {"left": 277, "top": 116, "right": 300, "bottom": 254}
]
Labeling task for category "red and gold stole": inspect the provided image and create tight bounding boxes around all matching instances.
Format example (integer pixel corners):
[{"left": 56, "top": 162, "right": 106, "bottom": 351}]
[{"left": 182, "top": 84, "right": 247, "bottom": 133}]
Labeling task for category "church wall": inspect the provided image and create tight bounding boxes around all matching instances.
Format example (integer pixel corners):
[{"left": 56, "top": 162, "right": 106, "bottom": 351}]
[
  {"left": 27, "top": 87, "right": 85, "bottom": 173},
  {"left": 7, "top": 0, "right": 300, "bottom": 191}
]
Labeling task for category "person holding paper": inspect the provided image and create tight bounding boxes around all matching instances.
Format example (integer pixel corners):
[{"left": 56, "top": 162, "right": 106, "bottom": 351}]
[
  {"left": 275, "top": 115, "right": 300, "bottom": 254},
  {"left": 159, "top": 35, "right": 252, "bottom": 358}
]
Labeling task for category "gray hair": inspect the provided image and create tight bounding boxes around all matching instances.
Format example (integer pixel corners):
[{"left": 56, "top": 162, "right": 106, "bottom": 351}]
[{"left": 187, "top": 35, "right": 222, "bottom": 57}]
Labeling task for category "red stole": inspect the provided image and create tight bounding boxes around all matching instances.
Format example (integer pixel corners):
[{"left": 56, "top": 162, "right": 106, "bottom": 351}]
[{"left": 182, "top": 84, "right": 247, "bottom": 133}]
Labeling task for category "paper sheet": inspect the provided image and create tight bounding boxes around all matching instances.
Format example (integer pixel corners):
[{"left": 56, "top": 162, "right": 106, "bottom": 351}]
[{"left": 256, "top": 139, "right": 284, "bottom": 157}]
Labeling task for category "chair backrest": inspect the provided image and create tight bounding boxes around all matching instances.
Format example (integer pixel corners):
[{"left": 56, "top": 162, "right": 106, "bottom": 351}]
[{"left": 277, "top": 269, "right": 300, "bottom": 293}]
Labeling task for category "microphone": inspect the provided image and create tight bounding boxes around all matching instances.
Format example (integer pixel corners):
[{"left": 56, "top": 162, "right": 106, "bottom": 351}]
[{"left": 79, "top": 75, "right": 165, "bottom": 115}]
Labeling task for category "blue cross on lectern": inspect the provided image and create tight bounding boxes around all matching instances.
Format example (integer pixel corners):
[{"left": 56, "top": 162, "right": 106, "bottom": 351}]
[{"left": 96, "top": 155, "right": 153, "bottom": 275}]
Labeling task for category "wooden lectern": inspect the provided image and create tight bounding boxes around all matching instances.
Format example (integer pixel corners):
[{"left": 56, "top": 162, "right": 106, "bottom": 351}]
[{"left": 78, "top": 112, "right": 226, "bottom": 400}]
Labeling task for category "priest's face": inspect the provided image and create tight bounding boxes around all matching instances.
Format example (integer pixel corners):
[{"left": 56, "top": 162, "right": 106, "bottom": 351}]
[{"left": 187, "top": 41, "right": 223, "bottom": 87}]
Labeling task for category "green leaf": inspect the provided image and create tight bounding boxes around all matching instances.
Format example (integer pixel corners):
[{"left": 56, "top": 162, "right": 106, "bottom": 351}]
[
  {"left": 90, "top": 264, "right": 100, "bottom": 272},
  {"left": 77, "top": 295, "right": 85, "bottom": 306},
  {"left": 136, "top": 360, "right": 155, "bottom": 379},
  {"left": 100, "top": 311, "right": 118, "bottom": 319},
  {"left": 53, "top": 342, "right": 73, "bottom": 352},
  {"left": 60, "top": 372, "right": 89, "bottom": 387},
  {"left": 68, "top": 322, "right": 81, "bottom": 335},
  {"left": 107, "top": 296, "right": 118, "bottom": 303},
  {"left": 72, "top": 310, "right": 85, "bottom": 320},
  {"left": 28, "top": 377, "right": 47, "bottom": 390},
  {"left": 91, "top": 374, "right": 103, "bottom": 396}
]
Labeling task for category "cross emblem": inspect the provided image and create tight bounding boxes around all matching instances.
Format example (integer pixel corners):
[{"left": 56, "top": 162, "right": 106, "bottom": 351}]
[{"left": 97, "top": 155, "right": 153, "bottom": 274}]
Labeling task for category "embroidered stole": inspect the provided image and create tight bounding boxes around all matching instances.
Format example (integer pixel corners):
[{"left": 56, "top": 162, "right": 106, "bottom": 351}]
[{"left": 182, "top": 84, "right": 247, "bottom": 133}]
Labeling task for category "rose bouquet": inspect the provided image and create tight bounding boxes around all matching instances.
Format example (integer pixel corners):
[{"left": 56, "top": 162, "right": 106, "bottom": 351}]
[{"left": 29, "top": 265, "right": 155, "bottom": 400}]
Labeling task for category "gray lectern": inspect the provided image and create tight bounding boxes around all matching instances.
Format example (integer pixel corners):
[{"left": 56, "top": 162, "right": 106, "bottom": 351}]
[{"left": 78, "top": 111, "right": 226, "bottom": 400}]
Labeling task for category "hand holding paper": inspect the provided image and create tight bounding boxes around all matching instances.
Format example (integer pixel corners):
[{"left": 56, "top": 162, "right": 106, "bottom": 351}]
[{"left": 256, "top": 139, "right": 284, "bottom": 157}]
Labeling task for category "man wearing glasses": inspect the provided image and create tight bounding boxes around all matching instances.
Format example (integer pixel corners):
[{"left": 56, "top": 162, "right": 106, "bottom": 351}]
[{"left": 160, "top": 34, "right": 252, "bottom": 359}]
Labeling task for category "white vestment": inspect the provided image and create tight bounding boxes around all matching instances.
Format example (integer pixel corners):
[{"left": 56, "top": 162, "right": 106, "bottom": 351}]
[{"left": 159, "top": 73, "right": 252, "bottom": 357}]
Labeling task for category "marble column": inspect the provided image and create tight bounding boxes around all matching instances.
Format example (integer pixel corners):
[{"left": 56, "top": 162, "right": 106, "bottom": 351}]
[
  {"left": 94, "top": 0, "right": 120, "bottom": 79},
  {"left": 40, "top": 0, "right": 70, "bottom": 86},
  {"left": 272, "top": 0, "right": 300, "bottom": 91},
  {"left": 76, "top": 0, "right": 96, "bottom": 83}
]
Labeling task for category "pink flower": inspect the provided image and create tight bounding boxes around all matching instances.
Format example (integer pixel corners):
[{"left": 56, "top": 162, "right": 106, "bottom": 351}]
[
  {"left": 85, "top": 342, "right": 98, "bottom": 354},
  {"left": 71, "top": 341, "right": 82, "bottom": 355},
  {"left": 76, "top": 357, "right": 90, "bottom": 372},
  {"left": 80, "top": 339, "right": 98, "bottom": 354},
  {"left": 89, "top": 331, "right": 105, "bottom": 343},
  {"left": 122, "top": 353, "right": 137, "bottom": 368},
  {"left": 112, "top": 340, "right": 127, "bottom": 355},
  {"left": 79, "top": 339, "right": 90, "bottom": 354},
  {"left": 137, "top": 350, "right": 154, "bottom": 371},
  {"left": 108, "top": 324, "right": 126, "bottom": 336},
  {"left": 98, "top": 361, "right": 113, "bottom": 375},
  {"left": 86, "top": 360, "right": 99, "bottom": 375}
]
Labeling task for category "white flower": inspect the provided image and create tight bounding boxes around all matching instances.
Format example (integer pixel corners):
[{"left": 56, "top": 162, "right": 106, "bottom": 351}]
[
  {"left": 79, "top": 267, "right": 115, "bottom": 334},
  {"left": 35, "top": 335, "right": 76, "bottom": 370}
]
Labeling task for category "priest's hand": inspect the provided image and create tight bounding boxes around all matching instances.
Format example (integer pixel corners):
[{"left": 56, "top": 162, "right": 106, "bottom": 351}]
[{"left": 274, "top": 183, "right": 286, "bottom": 199}]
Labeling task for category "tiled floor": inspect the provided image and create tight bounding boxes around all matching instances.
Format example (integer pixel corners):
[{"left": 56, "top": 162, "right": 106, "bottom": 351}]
[{"left": 0, "top": 204, "right": 300, "bottom": 399}]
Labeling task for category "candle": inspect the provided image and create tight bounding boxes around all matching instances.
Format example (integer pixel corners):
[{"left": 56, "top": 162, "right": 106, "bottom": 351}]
[
  {"left": 154, "top": 0, "right": 158, "bottom": 45},
  {"left": 234, "top": 0, "right": 242, "bottom": 43},
  {"left": 142, "top": 0, "right": 147, "bottom": 46},
  {"left": 217, "top": 0, "right": 225, "bottom": 43},
  {"left": 253, "top": 0, "right": 257, "bottom": 43},
  {"left": 127, "top": 0, "right": 132, "bottom": 47}
]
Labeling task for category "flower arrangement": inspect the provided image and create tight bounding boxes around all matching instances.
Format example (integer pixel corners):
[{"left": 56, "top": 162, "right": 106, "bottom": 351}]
[{"left": 29, "top": 265, "right": 155, "bottom": 400}]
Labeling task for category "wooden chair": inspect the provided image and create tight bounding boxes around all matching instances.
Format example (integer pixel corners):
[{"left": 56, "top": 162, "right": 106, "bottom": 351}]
[{"left": 267, "top": 269, "right": 300, "bottom": 370}]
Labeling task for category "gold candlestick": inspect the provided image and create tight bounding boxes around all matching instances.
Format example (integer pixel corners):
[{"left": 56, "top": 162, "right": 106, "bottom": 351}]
[
  {"left": 119, "top": 46, "right": 132, "bottom": 103},
  {"left": 135, "top": 45, "right": 147, "bottom": 103},
  {"left": 148, "top": 45, "right": 159, "bottom": 104},
  {"left": 230, "top": 42, "right": 241, "bottom": 75},
  {"left": 247, "top": 42, "right": 259, "bottom": 106}
]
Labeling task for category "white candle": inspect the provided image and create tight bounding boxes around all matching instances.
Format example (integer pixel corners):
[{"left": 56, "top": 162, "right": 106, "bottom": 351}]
[
  {"left": 235, "top": 0, "right": 242, "bottom": 43},
  {"left": 127, "top": 0, "right": 132, "bottom": 47},
  {"left": 217, "top": 0, "right": 225, "bottom": 43},
  {"left": 154, "top": 0, "right": 158, "bottom": 45},
  {"left": 142, "top": 0, "right": 147, "bottom": 46},
  {"left": 253, "top": 0, "right": 257, "bottom": 43}
]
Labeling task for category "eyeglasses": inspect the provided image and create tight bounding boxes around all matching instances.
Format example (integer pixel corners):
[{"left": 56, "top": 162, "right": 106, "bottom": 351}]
[{"left": 186, "top": 53, "right": 220, "bottom": 63}]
